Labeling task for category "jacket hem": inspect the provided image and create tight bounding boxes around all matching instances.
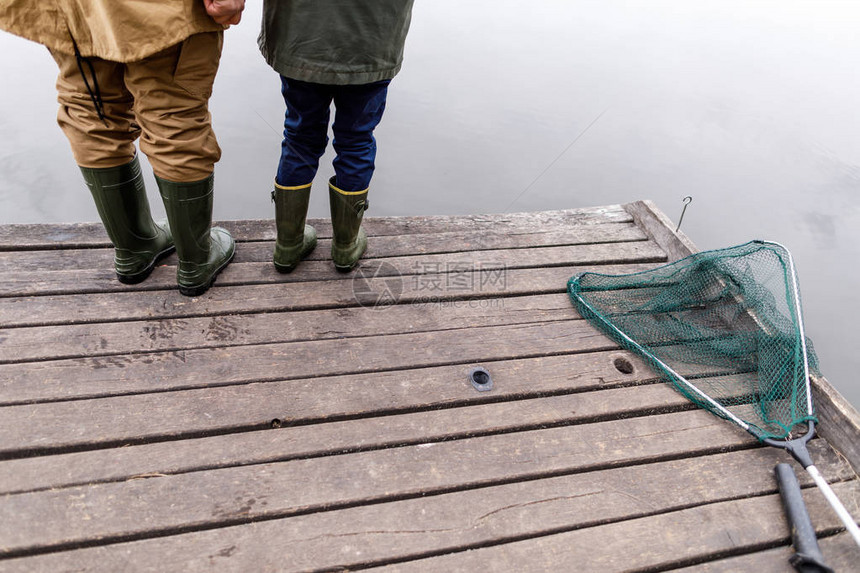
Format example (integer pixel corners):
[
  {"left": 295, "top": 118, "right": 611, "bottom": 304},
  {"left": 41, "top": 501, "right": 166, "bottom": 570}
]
[{"left": 266, "top": 58, "right": 402, "bottom": 86}]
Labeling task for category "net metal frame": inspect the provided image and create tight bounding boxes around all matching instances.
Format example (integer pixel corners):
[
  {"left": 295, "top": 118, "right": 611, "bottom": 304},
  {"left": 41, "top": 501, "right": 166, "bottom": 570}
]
[
  {"left": 567, "top": 239, "right": 860, "bottom": 547},
  {"left": 568, "top": 240, "right": 816, "bottom": 440}
]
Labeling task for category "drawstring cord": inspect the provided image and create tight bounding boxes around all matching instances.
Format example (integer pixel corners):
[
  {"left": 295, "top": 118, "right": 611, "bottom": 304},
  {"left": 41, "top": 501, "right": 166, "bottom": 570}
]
[{"left": 70, "top": 35, "right": 109, "bottom": 127}]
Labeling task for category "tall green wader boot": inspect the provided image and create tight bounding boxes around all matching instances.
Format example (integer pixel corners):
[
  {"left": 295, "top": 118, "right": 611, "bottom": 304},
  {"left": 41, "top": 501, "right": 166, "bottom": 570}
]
[
  {"left": 80, "top": 155, "right": 174, "bottom": 284},
  {"left": 272, "top": 181, "right": 317, "bottom": 273},
  {"left": 156, "top": 174, "right": 235, "bottom": 297},
  {"left": 329, "top": 176, "right": 369, "bottom": 272}
]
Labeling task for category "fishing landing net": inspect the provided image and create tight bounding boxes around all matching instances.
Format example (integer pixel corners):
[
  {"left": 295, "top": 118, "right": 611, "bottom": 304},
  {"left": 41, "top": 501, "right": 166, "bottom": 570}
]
[
  {"left": 568, "top": 240, "right": 860, "bottom": 546},
  {"left": 570, "top": 240, "right": 816, "bottom": 440}
]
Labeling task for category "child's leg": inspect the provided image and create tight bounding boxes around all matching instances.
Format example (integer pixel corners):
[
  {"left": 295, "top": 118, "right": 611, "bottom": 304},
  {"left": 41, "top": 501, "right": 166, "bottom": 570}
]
[
  {"left": 330, "top": 80, "right": 391, "bottom": 191},
  {"left": 277, "top": 77, "right": 333, "bottom": 186}
]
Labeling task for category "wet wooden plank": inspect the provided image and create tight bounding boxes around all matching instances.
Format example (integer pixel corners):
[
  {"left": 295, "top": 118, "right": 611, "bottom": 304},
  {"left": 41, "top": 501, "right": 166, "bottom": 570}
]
[
  {"left": 0, "top": 292, "right": 569, "bottom": 362},
  {"left": 0, "top": 260, "right": 653, "bottom": 298},
  {"left": 0, "top": 445, "right": 852, "bottom": 572},
  {"left": 0, "top": 241, "right": 665, "bottom": 327},
  {"left": 0, "top": 319, "right": 621, "bottom": 405},
  {"left": 373, "top": 481, "right": 860, "bottom": 573},
  {"left": 624, "top": 199, "right": 696, "bottom": 261},
  {"left": 812, "top": 374, "right": 860, "bottom": 474},
  {"left": 1, "top": 203, "right": 857, "bottom": 572},
  {"left": 0, "top": 409, "right": 791, "bottom": 557},
  {"left": 0, "top": 206, "right": 632, "bottom": 250},
  {"left": 0, "top": 239, "right": 665, "bottom": 304},
  {"left": 670, "top": 532, "right": 860, "bottom": 572},
  {"left": 0, "top": 351, "right": 753, "bottom": 490},
  {"left": 0, "top": 370, "right": 754, "bottom": 475},
  {"left": 0, "top": 349, "right": 670, "bottom": 491},
  {"left": 0, "top": 293, "right": 576, "bottom": 363},
  {"left": 0, "top": 223, "right": 647, "bottom": 272}
]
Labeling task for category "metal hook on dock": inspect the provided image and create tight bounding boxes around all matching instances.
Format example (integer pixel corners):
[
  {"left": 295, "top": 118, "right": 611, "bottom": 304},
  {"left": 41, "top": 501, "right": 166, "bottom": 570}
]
[{"left": 675, "top": 196, "right": 693, "bottom": 232}]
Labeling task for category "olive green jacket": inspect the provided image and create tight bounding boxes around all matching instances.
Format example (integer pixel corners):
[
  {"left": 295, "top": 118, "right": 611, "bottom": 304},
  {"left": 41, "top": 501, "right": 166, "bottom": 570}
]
[
  {"left": 0, "top": 0, "right": 221, "bottom": 62},
  {"left": 258, "top": 0, "right": 414, "bottom": 85}
]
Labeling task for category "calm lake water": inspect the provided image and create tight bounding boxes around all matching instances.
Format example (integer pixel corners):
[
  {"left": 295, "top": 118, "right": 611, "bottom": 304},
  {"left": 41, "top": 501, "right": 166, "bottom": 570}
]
[{"left": 1, "top": 1, "right": 859, "bottom": 408}]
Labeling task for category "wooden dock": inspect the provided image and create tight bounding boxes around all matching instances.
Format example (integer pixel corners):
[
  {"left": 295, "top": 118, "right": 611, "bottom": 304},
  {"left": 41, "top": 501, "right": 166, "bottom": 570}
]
[{"left": 1, "top": 201, "right": 858, "bottom": 572}]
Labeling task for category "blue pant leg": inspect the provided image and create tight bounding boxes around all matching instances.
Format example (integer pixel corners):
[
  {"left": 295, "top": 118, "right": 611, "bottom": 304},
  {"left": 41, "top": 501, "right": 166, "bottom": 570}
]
[
  {"left": 331, "top": 80, "right": 391, "bottom": 191},
  {"left": 277, "top": 77, "right": 333, "bottom": 187}
]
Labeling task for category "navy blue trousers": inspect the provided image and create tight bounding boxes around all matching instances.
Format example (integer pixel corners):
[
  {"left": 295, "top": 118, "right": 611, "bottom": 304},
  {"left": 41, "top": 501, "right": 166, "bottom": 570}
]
[{"left": 276, "top": 77, "right": 390, "bottom": 191}]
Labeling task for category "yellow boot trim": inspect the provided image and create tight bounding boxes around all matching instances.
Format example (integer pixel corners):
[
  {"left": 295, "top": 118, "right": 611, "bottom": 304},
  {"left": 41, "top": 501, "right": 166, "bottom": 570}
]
[
  {"left": 274, "top": 180, "right": 313, "bottom": 191},
  {"left": 329, "top": 181, "right": 369, "bottom": 196}
]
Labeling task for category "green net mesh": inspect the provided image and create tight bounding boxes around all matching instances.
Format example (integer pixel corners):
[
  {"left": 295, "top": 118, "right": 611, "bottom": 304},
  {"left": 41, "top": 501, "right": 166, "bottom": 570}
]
[{"left": 568, "top": 240, "right": 819, "bottom": 440}]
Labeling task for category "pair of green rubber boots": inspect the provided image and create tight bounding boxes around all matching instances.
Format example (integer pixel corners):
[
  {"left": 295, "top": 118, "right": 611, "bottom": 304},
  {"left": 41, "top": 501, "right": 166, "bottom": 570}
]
[
  {"left": 81, "top": 156, "right": 234, "bottom": 297},
  {"left": 272, "top": 176, "right": 369, "bottom": 273}
]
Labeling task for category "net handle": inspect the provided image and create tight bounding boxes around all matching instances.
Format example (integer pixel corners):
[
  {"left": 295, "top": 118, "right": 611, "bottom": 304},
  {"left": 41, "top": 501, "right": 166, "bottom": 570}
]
[
  {"left": 774, "top": 463, "right": 833, "bottom": 573},
  {"left": 763, "top": 420, "right": 816, "bottom": 467},
  {"left": 766, "top": 422, "right": 860, "bottom": 548},
  {"left": 806, "top": 465, "right": 860, "bottom": 547}
]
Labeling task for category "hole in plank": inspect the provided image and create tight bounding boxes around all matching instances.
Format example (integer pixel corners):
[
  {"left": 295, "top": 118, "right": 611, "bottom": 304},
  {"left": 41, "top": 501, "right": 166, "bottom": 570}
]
[
  {"left": 469, "top": 367, "right": 494, "bottom": 392},
  {"left": 613, "top": 357, "right": 635, "bottom": 375}
]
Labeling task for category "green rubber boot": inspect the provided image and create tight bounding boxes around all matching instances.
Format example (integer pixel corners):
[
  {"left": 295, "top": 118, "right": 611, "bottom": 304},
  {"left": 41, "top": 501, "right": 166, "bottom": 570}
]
[
  {"left": 272, "top": 181, "right": 317, "bottom": 273},
  {"left": 329, "top": 176, "right": 369, "bottom": 272},
  {"left": 80, "top": 156, "right": 174, "bottom": 284},
  {"left": 156, "top": 174, "right": 235, "bottom": 297}
]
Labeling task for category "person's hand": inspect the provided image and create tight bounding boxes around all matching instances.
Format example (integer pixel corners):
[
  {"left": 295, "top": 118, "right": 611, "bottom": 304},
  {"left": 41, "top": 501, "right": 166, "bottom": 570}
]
[{"left": 203, "top": 0, "right": 245, "bottom": 26}]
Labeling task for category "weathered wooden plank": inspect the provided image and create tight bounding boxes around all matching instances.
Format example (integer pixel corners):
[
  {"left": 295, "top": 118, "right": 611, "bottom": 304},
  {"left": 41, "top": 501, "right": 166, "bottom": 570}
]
[
  {"left": 0, "top": 242, "right": 665, "bottom": 328},
  {"left": 0, "top": 293, "right": 576, "bottom": 363},
  {"left": 0, "top": 445, "right": 851, "bottom": 572},
  {"left": 314, "top": 205, "right": 635, "bottom": 235},
  {"left": 624, "top": 199, "right": 697, "bottom": 261},
  {"left": 815, "top": 533, "right": 860, "bottom": 573},
  {"left": 375, "top": 481, "right": 860, "bottom": 573},
  {"left": 0, "top": 206, "right": 633, "bottom": 249},
  {"left": 0, "top": 246, "right": 115, "bottom": 272},
  {"left": 0, "top": 349, "right": 692, "bottom": 491},
  {"left": 3, "top": 286, "right": 756, "bottom": 365},
  {"left": 0, "top": 326, "right": 757, "bottom": 411},
  {"left": 1, "top": 203, "right": 856, "bottom": 573},
  {"left": 0, "top": 222, "right": 109, "bottom": 250},
  {"left": 0, "top": 254, "right": 656, "bottom": 300},
  {"left": 230, "top": 227, "right": 652, "bottom": 266},
  {"left": 0, "top": 319, "right": 627, "bottom": 405},
  {"left": 0, "top": 255, "right": 655, "bottom": 299},
  {"left": 0, "top": 223, "right": 647, "bottom": 272},
  {"left": 0, "top": 267, "right": 136, "bottom": 297},
  {"left": 669, "top": 532, "right": 860, "bottom": 572},
  {"left": 812, "top": 374, "right": 860, "bottom": 475},
  {"left": 0, "top": 240, "right": 666, "bottom": 306},
  {"left": 0, "top": 410, "right": 791, "bottom": 557},
  {"left": 0, "top": 367, "right": 753, "bottom": 472}
]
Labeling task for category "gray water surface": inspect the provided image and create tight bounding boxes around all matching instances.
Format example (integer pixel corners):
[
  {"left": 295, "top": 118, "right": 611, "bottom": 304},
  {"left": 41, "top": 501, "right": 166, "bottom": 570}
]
[{"left": 1, "top": 1, "right": 859, "bottom": 408}]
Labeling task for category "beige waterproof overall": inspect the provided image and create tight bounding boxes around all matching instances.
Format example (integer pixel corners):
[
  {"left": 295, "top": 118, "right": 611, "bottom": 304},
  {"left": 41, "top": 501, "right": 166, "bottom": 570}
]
[{"left": 0, "top": 0, "right": 224, "bottom": 181}]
